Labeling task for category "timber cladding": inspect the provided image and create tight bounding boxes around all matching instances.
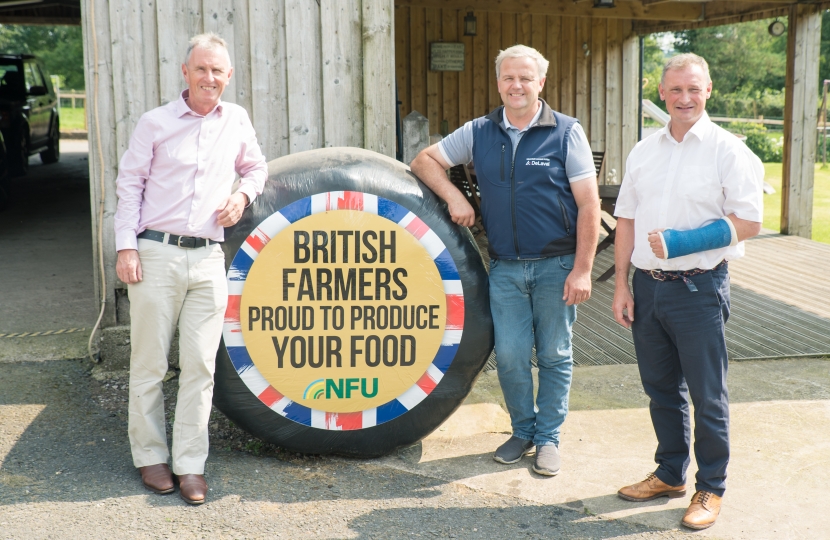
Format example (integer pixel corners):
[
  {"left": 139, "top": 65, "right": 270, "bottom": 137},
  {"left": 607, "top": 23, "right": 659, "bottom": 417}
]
[
  {"left": 82, "top": 0, "right": 396, "bottom": 327},
  {"left": 395, "top": 5, "right": 639, "bottom": 185}
]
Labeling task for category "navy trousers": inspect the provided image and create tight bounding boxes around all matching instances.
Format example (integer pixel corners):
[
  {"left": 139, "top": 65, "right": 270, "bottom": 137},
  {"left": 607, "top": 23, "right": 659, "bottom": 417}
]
[{"left": 631, "top": 263, "right": 731, "bottom": 496}]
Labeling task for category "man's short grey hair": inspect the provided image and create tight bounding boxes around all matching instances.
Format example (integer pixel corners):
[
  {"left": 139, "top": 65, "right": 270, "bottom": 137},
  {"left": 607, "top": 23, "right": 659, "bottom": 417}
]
[
  {"left": 495, "top": 45, "right": 549, "bottom": 79},
  {"left": 184, "top": 32, "right": 230, "bottom": 65},
  {"left": 661, "top": 53, "right": 711, "bottom": 84}
]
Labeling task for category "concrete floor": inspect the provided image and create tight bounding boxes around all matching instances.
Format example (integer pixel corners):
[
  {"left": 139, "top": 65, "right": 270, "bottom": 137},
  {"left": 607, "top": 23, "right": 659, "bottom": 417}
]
[
  {"left": 383, "top": 359, "right": 830, "bottom": 539},
  {"left": 1, "top": 140, "right": 828, "bottom": 537},
  {"left": 0, "top": 140, "right": 97, "bottom": 361}
]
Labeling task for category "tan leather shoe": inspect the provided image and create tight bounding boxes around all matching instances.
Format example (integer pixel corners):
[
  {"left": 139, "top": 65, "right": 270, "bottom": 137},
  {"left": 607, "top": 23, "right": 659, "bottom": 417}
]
[
  {"left": 682, "top": 490, "right": 722, "bottom": 530},
  {"left": 139, "top": 464, "right": 174, "bottom": 495},
  {"left": 176, "top": 474, "right": 208, "bottom": 505},
  {"left": 617, "top": 472, "right": 686, "bottom": 502}
]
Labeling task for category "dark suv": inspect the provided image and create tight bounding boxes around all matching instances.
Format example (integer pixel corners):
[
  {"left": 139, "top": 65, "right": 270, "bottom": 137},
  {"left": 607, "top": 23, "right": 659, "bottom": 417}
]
[{"left": 0, "top": 54, "right": 59, "bottom": 176}]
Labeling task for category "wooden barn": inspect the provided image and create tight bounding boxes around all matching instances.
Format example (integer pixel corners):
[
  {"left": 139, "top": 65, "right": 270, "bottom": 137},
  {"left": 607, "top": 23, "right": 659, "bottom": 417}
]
[{"left": 0, "top": 0, "right": 823, "bottom": 337}]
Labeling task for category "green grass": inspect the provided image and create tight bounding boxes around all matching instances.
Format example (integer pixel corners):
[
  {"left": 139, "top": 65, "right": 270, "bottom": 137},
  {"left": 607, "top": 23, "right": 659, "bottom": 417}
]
[
  {"left": 762, "top": 163, "right": 830, "bottom": 244},
  {"left": 59, "top": 107, "right": 86, "bottom": 131}
]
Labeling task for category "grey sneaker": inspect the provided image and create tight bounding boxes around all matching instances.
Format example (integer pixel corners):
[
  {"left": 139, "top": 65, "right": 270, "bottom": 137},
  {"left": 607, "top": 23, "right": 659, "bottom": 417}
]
[
  {"left": 532, "top": 444, "right": 561, "bottom": 476},
  {"left": 493, "top": 436, "right": 534, "bottom": 464}
]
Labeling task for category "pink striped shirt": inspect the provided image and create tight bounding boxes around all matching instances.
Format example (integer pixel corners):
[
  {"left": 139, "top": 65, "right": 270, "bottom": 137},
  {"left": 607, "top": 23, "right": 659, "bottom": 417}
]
[{"left": 114, "top": 90, "right": 268, "bottom": 251}]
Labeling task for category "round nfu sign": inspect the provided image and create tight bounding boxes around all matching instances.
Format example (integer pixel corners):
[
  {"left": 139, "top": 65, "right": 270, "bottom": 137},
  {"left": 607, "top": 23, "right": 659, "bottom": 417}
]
[{"left": 223, "top": 191, "right": 464, "bottom": 430}]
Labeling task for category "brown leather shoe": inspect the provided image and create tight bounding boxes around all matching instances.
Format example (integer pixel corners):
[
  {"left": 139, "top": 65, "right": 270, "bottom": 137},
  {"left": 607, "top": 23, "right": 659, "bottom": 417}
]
[
  {"left": 617, "top": 472, "right": 686, "bottom": 502},
  {"left": 176, "top": 474, "right": 208, "bottom": 505},
  {"left": 139, "top": 464, "right": 174, "bottom": 495},
  {"left": 682, "top": 490, "right": 722, "bottom": 530}
]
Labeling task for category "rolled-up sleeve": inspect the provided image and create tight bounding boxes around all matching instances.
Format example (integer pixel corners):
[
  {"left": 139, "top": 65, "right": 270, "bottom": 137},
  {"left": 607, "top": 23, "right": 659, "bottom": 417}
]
[
  {"left": 437, "top": 121, "right": 474, "bottom": 167},
  {"left": 721, "top": 145, "right": 764, "bottom": 222},
  {"left": 114, "top": 113, "right": 156, "bottom": 251},
  {"left": 234, "top": 111, "right": 268, "bottom": 206}
]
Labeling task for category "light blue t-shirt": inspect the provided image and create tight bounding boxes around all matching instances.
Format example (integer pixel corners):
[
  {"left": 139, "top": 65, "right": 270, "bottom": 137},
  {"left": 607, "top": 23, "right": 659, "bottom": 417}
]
[{"left": 438, "top": 106, "right": 596, "bottom": 183}]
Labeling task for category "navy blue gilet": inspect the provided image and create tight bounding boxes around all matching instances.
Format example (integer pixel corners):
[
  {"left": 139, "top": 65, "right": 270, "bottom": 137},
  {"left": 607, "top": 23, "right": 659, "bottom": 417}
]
[{"left": 471, "top": 100, "right": 580, "bottom": 260}]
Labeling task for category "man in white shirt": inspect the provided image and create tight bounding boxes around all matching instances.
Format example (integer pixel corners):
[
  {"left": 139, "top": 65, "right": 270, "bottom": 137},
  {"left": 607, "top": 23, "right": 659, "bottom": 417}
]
[{"left": 612, "top": 53, "right": 763, "bottom": 530}]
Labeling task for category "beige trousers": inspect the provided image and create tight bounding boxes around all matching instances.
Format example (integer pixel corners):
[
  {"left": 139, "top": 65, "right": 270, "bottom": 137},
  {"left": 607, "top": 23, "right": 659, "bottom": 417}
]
[{"left": 127, "top": 238, "right": 227, "bottom": 475}]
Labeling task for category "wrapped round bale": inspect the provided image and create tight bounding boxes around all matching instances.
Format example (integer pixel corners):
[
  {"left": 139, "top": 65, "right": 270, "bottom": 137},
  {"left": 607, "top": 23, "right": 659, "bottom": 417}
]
[{"left": 214, "top": 147, "right": 493, "bottom": 458}]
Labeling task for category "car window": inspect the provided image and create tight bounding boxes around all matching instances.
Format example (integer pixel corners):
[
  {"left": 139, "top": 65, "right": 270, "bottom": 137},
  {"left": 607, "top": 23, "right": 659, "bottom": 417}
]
[
  {"left": 24, "top": 61, "right": 43, "bottom": 92},
  {"left": 0, "top": 62, "right": 23, "bottom": 99}
]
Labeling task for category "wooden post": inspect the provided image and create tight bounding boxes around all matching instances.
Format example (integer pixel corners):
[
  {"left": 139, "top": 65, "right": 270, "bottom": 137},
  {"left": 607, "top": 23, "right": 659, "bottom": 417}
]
[
  {"left": 621, "top": 21, "right": 639, "bottom": 174},
  {"left": 781, "top": 4, "right": 822, "bottom": 238},
  {"left": 82, "top": 0, "right": 119, "bottom": 326},
  {"left": 362, "top": 0, "right": 396, "bottom": 157},
  {"left": 604, "top": 20, "right": 622, "bottom": 185}
]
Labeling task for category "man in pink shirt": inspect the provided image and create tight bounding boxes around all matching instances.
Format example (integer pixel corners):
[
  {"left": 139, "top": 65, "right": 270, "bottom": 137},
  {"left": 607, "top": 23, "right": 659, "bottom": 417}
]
[{"left": 114, "top": 33, "right": 267, "bottom": 505}]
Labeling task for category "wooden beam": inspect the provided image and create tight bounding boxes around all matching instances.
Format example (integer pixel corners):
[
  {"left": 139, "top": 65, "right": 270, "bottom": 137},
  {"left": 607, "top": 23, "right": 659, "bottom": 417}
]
[
  {"left": 363, "top": 0, "right": 396, "bottom": 157},
  {"left": 425, "top": 7, "right": 441, "bottom": 133},
  {"left": 442, "top": 8, "right": 459, "bottom": 132},
  {"left": 633, "top": 3, "right": 793, "bottom": 33},
  {"left": 781, "top": 3, "right": 821, "bottom": 238},
  {"left": 545, "top": 16, "right": 561, "bottom": 111},
  {"left": 410, "top": 7, "right": 427, "bottom": 116},
  {"left": 286, "top": 0, "right": 323, "bottom": 152},
  {"left": 394, "top": 0, "right": 703, "bottom": 21},
  {"left": 590, "top": 17, "right": 606, "bottom": 152},
  {"left": 81, "top": 0, "right": 118, "bottom": 324},
  {"left": 621, "top": 22, "right": 639, "bottom": 175},
  {"left": 0, "top": 15, "right": 79, "bottom": 23},
  {"left": 472, "top": 11, "right": 487, "bottom": 116},
  {"left": 249, "top": 0, "right": 290, "bottom": 160},
  {"left": 322, "top": 0, "right": 364, "bottom": 148},
  {"left": 604, "top": 20, "right": 622, "bottom": 185},
  {"left": 702, "top": 1, "right": 798, "bottom": 19},
  {"left": 644, "top": 0, "right": 797, "bottom": 4}
]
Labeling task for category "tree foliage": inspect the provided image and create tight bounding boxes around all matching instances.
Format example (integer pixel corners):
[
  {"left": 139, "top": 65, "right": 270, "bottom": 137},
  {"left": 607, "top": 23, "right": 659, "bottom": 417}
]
[
  {"left": 0, "top": 25, "right": 84, "bottom": 91},
  {"left": 672, "top": 19, "right": 788, "bottom": 118}
]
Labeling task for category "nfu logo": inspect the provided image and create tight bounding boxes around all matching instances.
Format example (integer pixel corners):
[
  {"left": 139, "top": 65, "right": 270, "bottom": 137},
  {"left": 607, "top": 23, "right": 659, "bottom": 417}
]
[
  {"left": 525, "top": 157, "right": 550, "bottom": 167},
  {"left": 304, "top": 378, "right": 379, "bottom": 400}
]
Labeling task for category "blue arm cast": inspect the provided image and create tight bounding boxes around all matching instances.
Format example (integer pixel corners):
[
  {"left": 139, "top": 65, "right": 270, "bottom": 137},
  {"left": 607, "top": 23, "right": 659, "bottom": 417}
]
[{"left": 659, "top": 217, "right": 737, "bottom": 259}]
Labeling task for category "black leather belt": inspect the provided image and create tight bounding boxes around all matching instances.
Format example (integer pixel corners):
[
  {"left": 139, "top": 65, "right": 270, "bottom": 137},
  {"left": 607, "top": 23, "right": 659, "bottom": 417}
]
[{"left": 137, "top": 229, "right": 220, "bottom": 249}]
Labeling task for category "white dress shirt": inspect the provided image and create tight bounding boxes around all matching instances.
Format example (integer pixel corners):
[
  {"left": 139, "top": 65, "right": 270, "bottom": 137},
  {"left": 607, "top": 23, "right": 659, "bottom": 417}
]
[{"left": 614, "top": 113, "right": 764, "bottom": 271}]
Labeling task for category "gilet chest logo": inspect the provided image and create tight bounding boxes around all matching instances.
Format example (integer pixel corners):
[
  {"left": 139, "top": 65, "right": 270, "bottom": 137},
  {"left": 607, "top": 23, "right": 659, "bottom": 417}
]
[{"left": 525, "top": 157, "right": 550, "bottom": 167}]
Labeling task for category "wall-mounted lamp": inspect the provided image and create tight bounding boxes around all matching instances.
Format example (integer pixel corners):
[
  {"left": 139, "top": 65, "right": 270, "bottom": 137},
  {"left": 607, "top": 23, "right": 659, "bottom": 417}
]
[
  {"left": 464, "top": 11, "right": 477, "bottom": 36},
  {"left": 593, "top": 0, "right": 615, "bottom": 8}
]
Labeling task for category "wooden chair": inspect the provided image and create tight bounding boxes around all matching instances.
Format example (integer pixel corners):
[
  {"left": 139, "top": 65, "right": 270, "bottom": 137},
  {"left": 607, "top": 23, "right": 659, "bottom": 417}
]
[{"left": 592, "top": 151, "right": 619, "bottom": 282}]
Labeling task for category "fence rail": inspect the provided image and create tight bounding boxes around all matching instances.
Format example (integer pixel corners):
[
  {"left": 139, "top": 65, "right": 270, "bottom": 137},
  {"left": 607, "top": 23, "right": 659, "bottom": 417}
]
[{"left": 57, "top": 92, "right": 85, "bottom": 108}]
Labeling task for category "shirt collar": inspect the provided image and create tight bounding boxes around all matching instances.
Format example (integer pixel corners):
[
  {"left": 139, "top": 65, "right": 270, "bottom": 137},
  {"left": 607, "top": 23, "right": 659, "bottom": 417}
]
[
  {"left": 661, "top": 112, "right": 712, "bottom": 144},
  {"left": 176, "top": 89, "right": 224, "bottom": 118},
  {"left": 502, "top": 101, "right": 544, "bottom": 133}
]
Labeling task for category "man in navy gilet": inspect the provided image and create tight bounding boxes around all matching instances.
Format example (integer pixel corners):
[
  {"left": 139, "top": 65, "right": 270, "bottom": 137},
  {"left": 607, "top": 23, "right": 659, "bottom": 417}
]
[{"left": 411, "top": 44, "right": 600, "bottom": 475}]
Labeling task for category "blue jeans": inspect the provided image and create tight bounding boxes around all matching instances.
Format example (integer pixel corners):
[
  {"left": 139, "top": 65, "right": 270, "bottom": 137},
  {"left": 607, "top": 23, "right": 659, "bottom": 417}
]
[{"left": 489, "top": 255, "right": 576, "bottom": 447}]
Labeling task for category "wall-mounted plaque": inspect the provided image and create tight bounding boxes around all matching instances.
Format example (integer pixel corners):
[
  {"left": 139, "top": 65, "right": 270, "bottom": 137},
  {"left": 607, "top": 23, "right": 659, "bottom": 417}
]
[{"left": 430, "top": 42, "right": 465, "bottom": 71}]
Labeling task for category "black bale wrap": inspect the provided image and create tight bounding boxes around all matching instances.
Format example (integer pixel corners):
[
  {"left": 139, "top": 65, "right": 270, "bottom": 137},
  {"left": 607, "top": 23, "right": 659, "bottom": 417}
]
[{"left": 214, "top": 147, "right": 494, "bottom": 458}]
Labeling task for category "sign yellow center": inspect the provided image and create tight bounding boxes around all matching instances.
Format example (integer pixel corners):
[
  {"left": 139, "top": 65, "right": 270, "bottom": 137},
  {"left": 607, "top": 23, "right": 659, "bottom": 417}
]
[{"left": 240, "top": 210, "right": 446, "bottom": 412}]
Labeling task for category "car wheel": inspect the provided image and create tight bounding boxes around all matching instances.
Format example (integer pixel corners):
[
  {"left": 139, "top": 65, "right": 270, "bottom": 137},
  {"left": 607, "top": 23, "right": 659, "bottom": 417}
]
[
  {"left": 40, "top": 117, "right": 59, "bottom": 164},
  {"left": 9, "top": 125, "right": 28, "bottom": 177},
  {"left": 213, "top": 147, "right": 494, "bottom": 458}
]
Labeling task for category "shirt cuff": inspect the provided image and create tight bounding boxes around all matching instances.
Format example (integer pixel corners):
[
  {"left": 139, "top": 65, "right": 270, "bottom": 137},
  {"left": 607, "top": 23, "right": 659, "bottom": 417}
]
[
  {"left": 568, "top": 172, "right": 596, "bottom": 183},
  {"left": 237, "top": 185, "right": 257, "bottom": 207},
  {"left": 437, "top": 143, "right": 453, "bottom": 167},
  {"left": 116, "top": 229, "right": 138, "bottom": 251}
]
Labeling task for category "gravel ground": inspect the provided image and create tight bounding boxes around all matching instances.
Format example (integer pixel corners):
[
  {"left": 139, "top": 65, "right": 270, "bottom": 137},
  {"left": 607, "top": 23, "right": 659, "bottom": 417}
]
[{"left": 0, "top": 359, "right": 697, "bottom": 539}]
